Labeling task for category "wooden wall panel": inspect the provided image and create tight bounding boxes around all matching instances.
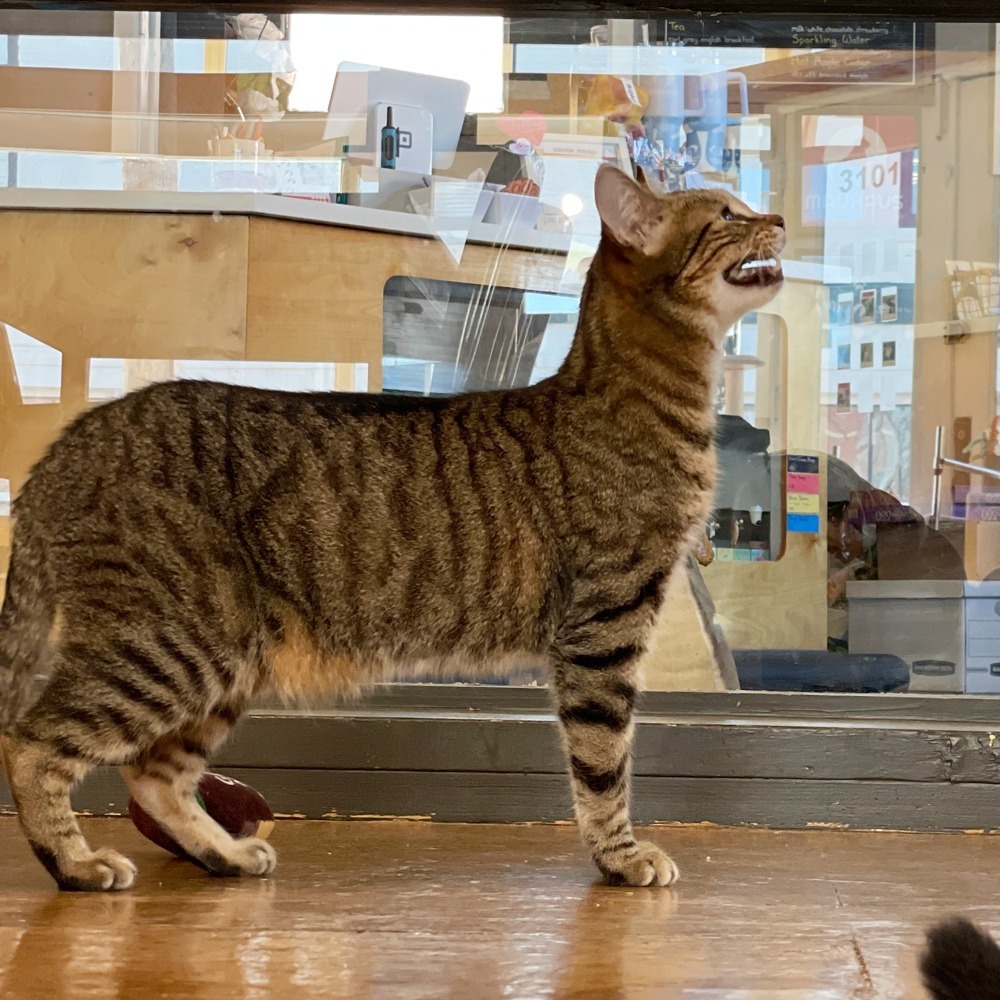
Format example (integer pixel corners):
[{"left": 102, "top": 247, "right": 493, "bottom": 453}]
[
  {"left": 245, "top": 218, "right": 570, "bottom": 391},
  {"left": 0, "top": 67, "right": 113, "bottom": 114},
  {"left": 0, "top": 211, "right": 249, "bottom": 360},
  {"left": 704, "top": 284, "right": 830, "bottom": 650}
]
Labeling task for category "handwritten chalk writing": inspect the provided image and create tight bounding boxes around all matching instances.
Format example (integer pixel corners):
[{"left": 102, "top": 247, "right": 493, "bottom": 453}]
[{"left": 662, "top": 18, "right": 920, "bottom": 56}]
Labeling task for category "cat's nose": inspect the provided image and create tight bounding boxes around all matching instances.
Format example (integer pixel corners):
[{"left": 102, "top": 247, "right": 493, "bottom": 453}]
[{"left": 763, "top": 213, "right": 785, "bottom": 229}]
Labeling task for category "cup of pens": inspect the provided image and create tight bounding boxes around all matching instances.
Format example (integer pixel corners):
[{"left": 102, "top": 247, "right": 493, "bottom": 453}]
[{"left": 207, "top": 116, "right": 269, "bottom": 159}]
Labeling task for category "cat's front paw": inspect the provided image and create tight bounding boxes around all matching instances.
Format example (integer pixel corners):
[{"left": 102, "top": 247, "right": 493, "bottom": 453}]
[{"left": 598, "top": 841, "right": 678, "bottom": 887}]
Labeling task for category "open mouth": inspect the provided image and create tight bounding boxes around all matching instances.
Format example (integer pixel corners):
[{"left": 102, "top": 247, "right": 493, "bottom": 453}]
[{"left": 726, "top": 254, "right": 783, "bottom": 287}]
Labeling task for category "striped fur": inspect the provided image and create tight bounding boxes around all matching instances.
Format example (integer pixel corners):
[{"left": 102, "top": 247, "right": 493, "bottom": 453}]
[
  {"left": 0, "top": 167, "right": 784, "bottom": 890},
  {"left": 921, "top": 917, "right": 1000, "bottom": 999}
]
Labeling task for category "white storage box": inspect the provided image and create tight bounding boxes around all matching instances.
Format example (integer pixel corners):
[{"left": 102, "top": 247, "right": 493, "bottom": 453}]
[
  {"left": 847, "top": 581, "right": 964, "bottom": 692},
  {"left": 962, "top": 582, "right": 1000, "bottom": 694}
]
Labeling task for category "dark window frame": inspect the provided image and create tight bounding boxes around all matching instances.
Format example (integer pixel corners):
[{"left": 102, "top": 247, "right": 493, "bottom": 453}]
[{"left": 0, "top": 1, "right": 993, "bottom": 21}]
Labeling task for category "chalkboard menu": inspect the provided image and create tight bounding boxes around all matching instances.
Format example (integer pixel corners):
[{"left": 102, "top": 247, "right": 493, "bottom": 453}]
[
  {"left": 662, "top": 19, "right": 931, "bottom": 87},
  {"left": 662, "top": 19, "right": 928, "bottom": 52}
]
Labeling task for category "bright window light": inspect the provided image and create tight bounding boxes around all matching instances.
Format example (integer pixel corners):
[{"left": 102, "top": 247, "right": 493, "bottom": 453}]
[
  {"left": 560, "top": 193, "right": 584, "bottom": 218},
  {"left": 287, "top": 15, "right": 504, "bottom": 114}
]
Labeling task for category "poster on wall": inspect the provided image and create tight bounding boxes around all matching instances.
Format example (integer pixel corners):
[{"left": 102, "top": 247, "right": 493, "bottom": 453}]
[
  {"left": 835, "top": 292, "right": 854, "bottom": 327},
  {"left": 880, "top": 286, "right": 898, "bottom": 322},
  {"left": 860, "top": 291, "right": 876, "bottom": 325},
  {"left": 836, "top": 383, "right": 852, "bottom": 413}
]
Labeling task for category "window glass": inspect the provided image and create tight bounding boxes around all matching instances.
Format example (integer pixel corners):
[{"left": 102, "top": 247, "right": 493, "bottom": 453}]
[{"left": 1, "top": 11, "right": 997, "bottom": 695}]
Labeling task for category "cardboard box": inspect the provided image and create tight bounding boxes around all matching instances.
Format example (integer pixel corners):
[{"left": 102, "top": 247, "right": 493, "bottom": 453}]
[{"left": 847, "top": 580, "right": 965, "bottom": 693}]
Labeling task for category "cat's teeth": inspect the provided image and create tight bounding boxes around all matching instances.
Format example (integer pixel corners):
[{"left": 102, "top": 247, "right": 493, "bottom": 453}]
[{"left": 741, "top": 258, "right": 778, "bottom": 270}]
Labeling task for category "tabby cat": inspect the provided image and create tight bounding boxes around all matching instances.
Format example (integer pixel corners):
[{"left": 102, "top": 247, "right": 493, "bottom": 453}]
[{"left": 0, "top": 166, "right": 784, "bottom": 891}]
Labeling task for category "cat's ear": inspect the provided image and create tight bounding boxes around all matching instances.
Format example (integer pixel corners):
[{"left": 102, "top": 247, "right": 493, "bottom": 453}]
[{"left": 594, "top": 165, "right": 660, "bottom": 253}]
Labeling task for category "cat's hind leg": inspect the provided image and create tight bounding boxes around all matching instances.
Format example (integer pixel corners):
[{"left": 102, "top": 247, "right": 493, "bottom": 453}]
[
  {"left": 2, "top": 680, "right": 146, "bottom": 892},
  {"left": 120, "top": 707, "right": 276, "bottom": 879},
  {"left": 551, "top": 622, "right": 678, "bottom": 888},
  {"left": 2, "top": 736, "right": 137, "bottom": 891}
]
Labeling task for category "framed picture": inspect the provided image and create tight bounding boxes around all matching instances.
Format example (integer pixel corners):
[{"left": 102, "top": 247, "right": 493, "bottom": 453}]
[
  {"left": 882, "top": 340, "right": 897, "bottom": 367},
  {"left": 837, "top": 343, "right": 851, "bottom": 370},
  {"left": 860, "top": 289, "right": 876, "bottom": 324},
  {"left": 860, "top": 342, "right": 874, "bottom": 368},
  {"left": 835, "top": 292, "right": 854, "bottom": 327},
  {"left": 837, "top": 382, "right": 852, "bottom": 413},
  {"left": 880, "top": 286, "right": 898, "bottom": 322}
]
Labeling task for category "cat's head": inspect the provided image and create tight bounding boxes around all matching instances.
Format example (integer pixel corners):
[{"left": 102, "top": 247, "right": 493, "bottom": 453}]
[{"left": 593, "top": 165, "right": 785, "bottom": 335}]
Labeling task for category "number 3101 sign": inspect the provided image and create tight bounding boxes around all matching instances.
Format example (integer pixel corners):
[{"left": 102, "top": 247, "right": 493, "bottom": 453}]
[{"left": 823, "top": 151, "right": 903, "bottom": 228}]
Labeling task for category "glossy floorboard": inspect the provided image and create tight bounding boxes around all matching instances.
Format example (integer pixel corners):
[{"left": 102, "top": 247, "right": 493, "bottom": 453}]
[{"left": 0, "top": 818, "right": 995, "bottom": 998}]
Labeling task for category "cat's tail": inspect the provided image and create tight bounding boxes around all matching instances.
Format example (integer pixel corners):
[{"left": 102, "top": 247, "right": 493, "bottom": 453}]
[
  {"left": 920, "top": 916, "right": 1000, "bottom": 1000},
  {"left": 0, "top": 529, "right": 52, "bottom": 733}
]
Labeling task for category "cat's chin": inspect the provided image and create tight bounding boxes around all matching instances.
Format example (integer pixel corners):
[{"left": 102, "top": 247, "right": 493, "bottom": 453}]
[{"left": 714, "top": 260, "right": 785, "bottom": 334}]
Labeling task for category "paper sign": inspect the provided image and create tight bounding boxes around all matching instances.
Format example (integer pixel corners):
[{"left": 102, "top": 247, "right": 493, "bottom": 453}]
[
  {"left": 787, "top": 513, "right": 821, "bottom": 533},
  {"left": 788, "top": 492, "right": 821, "bottom": 514},
  {"left": 787, "top": 472, "right": 820, "bottom": 494},
  {"left": 787, "top": 454, "right": 819, "bottom": 474}
]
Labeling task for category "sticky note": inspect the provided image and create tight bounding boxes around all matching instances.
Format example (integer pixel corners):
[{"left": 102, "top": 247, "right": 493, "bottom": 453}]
[
  {"left": 787, "top": 472, "right": 820, "bottom": 494},
  {"left": 788, "top": 492, "right": 820, "bottom": 514},
  {"left": 787, "top": 513, "right": 820, "bottom": 533}
]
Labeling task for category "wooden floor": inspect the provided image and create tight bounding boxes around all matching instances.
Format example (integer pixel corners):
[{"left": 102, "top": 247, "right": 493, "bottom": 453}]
[{"left": 0, "top": 818, "right": 996, "bottom": 998}]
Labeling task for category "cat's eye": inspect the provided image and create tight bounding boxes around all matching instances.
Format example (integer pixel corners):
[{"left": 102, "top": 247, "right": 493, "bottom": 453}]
[{"left": 721, "top": 207, "right": 735, "bottom": 221}]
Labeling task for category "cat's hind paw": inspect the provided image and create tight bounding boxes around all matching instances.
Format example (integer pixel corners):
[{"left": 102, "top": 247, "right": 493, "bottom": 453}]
[{"left": 51, "top": 847, "right": 138, "bottom": 892}]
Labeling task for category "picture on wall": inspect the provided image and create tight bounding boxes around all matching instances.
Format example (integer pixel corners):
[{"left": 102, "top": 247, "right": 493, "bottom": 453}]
[
  {"left": 835, "top": 292, "right": 854, "bottom": 327},
  {"left": 837, "top": 343, "right": 851, "bottom": 370},
  {"left": 860, "top": 342, "right": 874, "bottom": 368},
  {"left": 837, "top": 382, "right": 852, "bottom": 413},
  {"left": 860, "top": 289, "right": 876, "bottom": 324},
  {"left": 880, "top": 286, "right": 898, "bottom": 322},
  {"left": 882, "top": 340, "right": 896, "bottom": 367}
]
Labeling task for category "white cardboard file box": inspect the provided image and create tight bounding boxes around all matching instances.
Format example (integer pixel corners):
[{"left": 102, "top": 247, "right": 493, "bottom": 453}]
[
  {"left": 847, "top": 581, "right": 965, "bottom": 693},
  {"left": 962, "top": 581, "right": 1000, "bottom": 694}
]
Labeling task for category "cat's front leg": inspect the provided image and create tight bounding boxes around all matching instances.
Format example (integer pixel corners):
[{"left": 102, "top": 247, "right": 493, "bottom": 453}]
[{"left": 550, "top": 638, "right": 678, "bottom": 887}]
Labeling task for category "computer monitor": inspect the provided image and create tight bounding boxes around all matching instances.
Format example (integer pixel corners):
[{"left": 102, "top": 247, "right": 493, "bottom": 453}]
[{"left": 323, "top": 62, "right": 471, "bottom": 171}]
